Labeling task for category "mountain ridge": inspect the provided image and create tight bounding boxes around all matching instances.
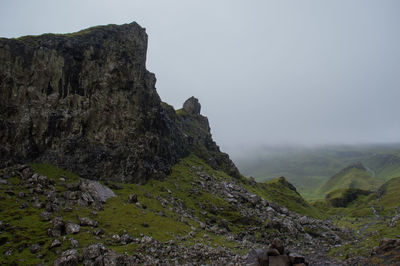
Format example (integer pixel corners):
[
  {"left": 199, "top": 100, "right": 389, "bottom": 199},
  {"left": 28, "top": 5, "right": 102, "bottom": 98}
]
[{"left": 0, "top": 22, "right": 238, "bottom": 184}]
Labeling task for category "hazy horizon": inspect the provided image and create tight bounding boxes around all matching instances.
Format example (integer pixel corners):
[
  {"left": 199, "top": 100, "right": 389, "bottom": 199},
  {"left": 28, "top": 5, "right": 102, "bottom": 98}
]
[{"left": 1, "top": 0, "right": 399, "bottom": 157}]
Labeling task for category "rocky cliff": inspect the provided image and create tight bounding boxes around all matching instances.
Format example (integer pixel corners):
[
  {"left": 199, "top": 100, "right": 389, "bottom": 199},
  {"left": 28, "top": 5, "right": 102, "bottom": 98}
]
[{"left": 0, "top": 22, "right": 238, "bottom": 183}]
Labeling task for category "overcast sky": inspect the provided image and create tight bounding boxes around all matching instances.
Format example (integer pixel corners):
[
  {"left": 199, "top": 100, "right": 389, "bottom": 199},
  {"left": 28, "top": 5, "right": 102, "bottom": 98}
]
[{"left": 1, "top": 0, "right": 399, "bottom": 156}]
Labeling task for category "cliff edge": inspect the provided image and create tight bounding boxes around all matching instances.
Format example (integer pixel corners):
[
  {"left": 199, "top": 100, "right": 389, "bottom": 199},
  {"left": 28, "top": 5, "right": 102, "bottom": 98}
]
[{"left": 0, "top": 22, "right": 239, "bottom": 183}]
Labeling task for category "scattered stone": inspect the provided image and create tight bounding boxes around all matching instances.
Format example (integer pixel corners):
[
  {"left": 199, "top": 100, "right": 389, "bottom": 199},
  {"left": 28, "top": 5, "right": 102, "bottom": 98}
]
[
  {"left": 111, "top": 234, "right": 121, "bottom": 242},
  {"left": 79, "top": 217, "right": 98, "bottom": 227},
  {"left": 199, "top": 222, "right": 206, "bottom": 230},
  {"left": 5, "top": 248, "right": 12, "bottom": 256},
  {"left": 50, "top": 239, "right": 62, "bottom": 249},
  {"left": 70, "top": 239, "right": 79, "bottom": 248},
  {"left": 120, "top": 234, "right": 133, "bottom": 245},
  {"left": 49, "top": 217, "right": 64, "bottom": 237},
  {"left": 141, "top": 235, "right": 153, "bottom": 244},
  {"left": 270, "top": 238, "right": 284, "bottom": 255},
  {"left": 83, "top": 243, "right": 106, "bottom": 260},
  {"left": 389, "top": 214, "right": 400, "bottom": 227},
  {"left": 54, "top": 249, "right": 78, "bottom": 266},
  {"left": 93, "top": 228, "right": 105, "bottom": 236},
  {"left": 128, "top": 193, "right": 138, "bottom": 203},
  {"left": 65, "top": 222, "right": 80, "bottom": 234},
  {"left": 40, "top": 211, "right": 52, "bottom": 222},
  {"left": 79, "top": 179, "right": 115, "bottom": 203},
  {"left": 30, "top": 244, "right": 41, "bottom": 254}
]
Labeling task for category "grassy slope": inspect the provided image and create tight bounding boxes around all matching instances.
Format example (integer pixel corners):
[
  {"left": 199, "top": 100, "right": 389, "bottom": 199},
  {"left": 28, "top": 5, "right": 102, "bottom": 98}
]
[
  {"left": 0, "top": 154, "right": 322, "bottom": 264},
  {"left": 0, "top": 155, "right": 240, "bottom": 265},
  {"left": 313, "top": 176, "right": 400, "bottom": 261},
  {"left": 318, "top": 165, "right": 383, "bottom": 196},
  {"left": 249, "top": 177, "right": 322, "bottom": 219}
]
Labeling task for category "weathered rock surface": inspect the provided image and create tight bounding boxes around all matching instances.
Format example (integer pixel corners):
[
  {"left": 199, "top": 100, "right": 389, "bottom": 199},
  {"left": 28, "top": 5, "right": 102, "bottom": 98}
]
[
  {"left": 65, "top": 222, "right": 80, "bottom": 234},
  {"left": 0, "top": 22, "right": 239, "bottom": 183},
  {"left": 183, "top": 96, "right": 201, "bottom": 115},
  {"left": 54, "top": 249, "right": 79, "bottom": 266},
  {"left": 79, "top": 178, "right": 115, "bottom": 203}
]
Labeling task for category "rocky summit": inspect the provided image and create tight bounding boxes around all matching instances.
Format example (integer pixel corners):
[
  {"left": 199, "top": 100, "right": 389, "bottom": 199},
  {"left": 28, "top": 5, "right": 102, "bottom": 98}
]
[
  {"left": 0, "top": 22, "right": 238, "bottom": 184},
  {"left": 0, "top": 22, "right": 399, "bottom": 265}
]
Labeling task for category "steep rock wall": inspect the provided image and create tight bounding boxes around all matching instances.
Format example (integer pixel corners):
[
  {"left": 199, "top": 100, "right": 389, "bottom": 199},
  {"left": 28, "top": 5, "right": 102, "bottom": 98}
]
[{"left": 0, "top": 22, "right": 239, "bottom": 183}]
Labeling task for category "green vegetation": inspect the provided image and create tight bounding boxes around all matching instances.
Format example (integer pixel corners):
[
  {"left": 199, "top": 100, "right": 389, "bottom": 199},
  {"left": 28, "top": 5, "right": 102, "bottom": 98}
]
[
  {"left": 235, "top": 144, "right": 400, "bottom": 199},
  {"left": 244, "top": 176, "right": 323, "bottom": 219},
  {"left": 2, "top": 148, "right": 400, "bottom": 264},
  {"left": 318, "top": 163, "right": 383, "bottom": 196},
  {"left": 312, "top": 176, "right": 400, "bottom": 260},
  {"left": 0, "top": 154, "right": 254, "bottom": 264},
  {"left": 325, "top": 188, "right": 372, "bottom": 207}
]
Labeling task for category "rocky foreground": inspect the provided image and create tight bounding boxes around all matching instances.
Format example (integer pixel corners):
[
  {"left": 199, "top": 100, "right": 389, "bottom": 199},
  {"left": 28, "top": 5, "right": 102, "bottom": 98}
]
[{"left": 0, "top": 163, "right": 360, "bottom": 265}]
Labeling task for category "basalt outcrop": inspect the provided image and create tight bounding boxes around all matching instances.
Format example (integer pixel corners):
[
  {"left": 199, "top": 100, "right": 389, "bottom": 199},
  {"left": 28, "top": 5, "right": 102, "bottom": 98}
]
[{"left": 0, "top": 22, "right": 239, "bottom": 183}]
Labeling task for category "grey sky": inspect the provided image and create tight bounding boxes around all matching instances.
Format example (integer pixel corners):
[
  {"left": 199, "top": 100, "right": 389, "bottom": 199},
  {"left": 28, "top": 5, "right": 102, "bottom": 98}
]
[{"left": 1, "top": 0, "right": 399, "bottom": 156}]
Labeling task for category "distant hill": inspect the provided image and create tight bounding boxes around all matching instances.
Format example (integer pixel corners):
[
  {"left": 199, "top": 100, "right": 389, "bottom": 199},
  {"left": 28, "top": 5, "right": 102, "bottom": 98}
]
[
  {"left": 234, "top": 144, "right": 400, "bottom": 199},
  {"left": 318, "top": 162, "right": 383, "bottom": 195}
]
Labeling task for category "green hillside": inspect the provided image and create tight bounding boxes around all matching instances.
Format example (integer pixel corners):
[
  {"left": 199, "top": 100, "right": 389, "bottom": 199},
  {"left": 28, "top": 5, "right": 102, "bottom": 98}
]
[
  {"left": 234, "top": 144, "right": 400, "bottom": 198},
  {"left": 0, "top": 154, "right": 327, "bottom": 265},
  {"left": 364, "top": 152, "right": 400, "bottom": 181},
  {"left": 251, "top": 176, "right": 322, "bottom": 218},
  {"left": 318, "top": 162, "right": 383, "bottom": 195},
  {"left": 313, "top": 176, "right": 400, "bottom": 262}
]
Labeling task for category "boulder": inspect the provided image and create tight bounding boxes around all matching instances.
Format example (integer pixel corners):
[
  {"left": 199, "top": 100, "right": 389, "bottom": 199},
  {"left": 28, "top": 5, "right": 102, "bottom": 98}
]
[
  {"left": 83, "top": 243, "right": 106, "bottom": 260},
  {"left": 246, "top": 248, "right": 268, "bottom": 266},
  {"left": 30, "top": 243, "right": 41, "bottom": 254},
  {"left": 270, "top": 238, "right": 284, "bottom": 255},
  {"left": 79, "top": 179, "right": 115, "bottom": 203},
  {"left": 128, "top": 193, "right": 138, "bottom": 203},
  {"left": 54, "top": 249, "right": 79, "bottom": 266},
  {"left": 120, "top": 234, "right": 133, "bottom": 245},
  {"left": 79, "top": 217, "right": 98, "bottom": 227},
  {"left": 49, "top": 217, "right": 64, "bottom": 237},
  {"left": 50, "top": 239, "right": 62, "bottom": 249},
  {"left": 70, "top": 239, "right": 79, "bottom": 248},
  {"left": 65, "top": 222, "right": 80, "bottom": 234}
]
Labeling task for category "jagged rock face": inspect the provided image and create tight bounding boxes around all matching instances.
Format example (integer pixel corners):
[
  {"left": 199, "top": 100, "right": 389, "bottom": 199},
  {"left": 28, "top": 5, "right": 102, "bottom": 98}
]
[
  {"left": 183, "top": 96, "right": 201, "bottom": 115},
  {"left": 0, "top": 22, "right": 239, "bottom": 183}
]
